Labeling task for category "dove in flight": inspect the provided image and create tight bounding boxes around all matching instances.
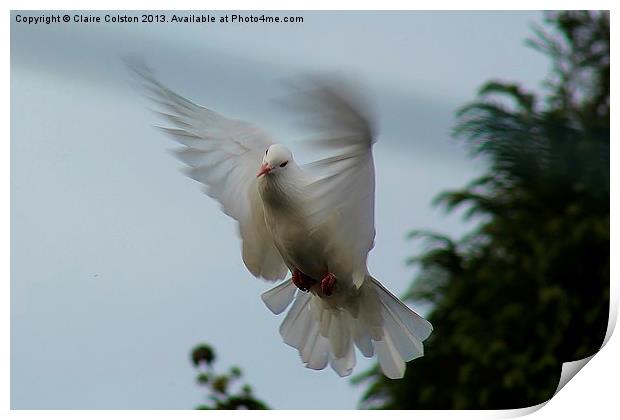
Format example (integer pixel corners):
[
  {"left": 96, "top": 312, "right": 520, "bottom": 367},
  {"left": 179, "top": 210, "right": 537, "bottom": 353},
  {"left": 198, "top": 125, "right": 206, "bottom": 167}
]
[{"left": 129, "top": 62, "right": 433, "bottom": 379}]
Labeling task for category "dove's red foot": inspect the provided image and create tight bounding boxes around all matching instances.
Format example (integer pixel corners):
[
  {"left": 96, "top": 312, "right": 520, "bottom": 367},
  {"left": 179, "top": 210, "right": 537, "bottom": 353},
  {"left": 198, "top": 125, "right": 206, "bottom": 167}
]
[
  {"left": 292, "top": 269, "right": 316, "bottom": 292},
  {"left": 320, "top": 273, "right": 337, "bottom": 296}
]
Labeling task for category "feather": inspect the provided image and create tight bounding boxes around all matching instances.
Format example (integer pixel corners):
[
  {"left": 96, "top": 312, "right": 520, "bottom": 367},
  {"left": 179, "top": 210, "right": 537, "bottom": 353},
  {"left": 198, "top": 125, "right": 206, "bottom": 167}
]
[
  {"left": 261, "top": 279, "right": 297, "bottom": 315},
  {"left": 329, "top": 339, "right": 356, "bottom": 377},
  {"left": 374, "top": 333, "right": 407, "bottom": 380}
]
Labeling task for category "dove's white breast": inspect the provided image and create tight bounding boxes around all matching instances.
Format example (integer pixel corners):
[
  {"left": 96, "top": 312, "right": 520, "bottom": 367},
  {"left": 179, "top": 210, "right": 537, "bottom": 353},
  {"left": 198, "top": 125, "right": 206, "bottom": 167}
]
[{"left": 257, "top": 175, "right": 329, "bottom": 282}]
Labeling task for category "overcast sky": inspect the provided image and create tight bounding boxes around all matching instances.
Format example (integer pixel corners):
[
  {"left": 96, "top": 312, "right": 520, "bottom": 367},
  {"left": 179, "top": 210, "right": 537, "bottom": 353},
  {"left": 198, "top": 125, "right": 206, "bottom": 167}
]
[{"left": 11, "top": 10, "right": 549, "bottom": 409}]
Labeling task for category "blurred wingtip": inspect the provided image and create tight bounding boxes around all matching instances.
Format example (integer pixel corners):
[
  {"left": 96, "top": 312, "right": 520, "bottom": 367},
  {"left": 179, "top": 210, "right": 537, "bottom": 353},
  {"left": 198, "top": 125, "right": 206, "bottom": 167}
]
[
  {"left": 275, "top": 73, "right": 377, "bottom": 148},
  {"left": 122, "top": 54, "right": 150, "bottom": 75}
]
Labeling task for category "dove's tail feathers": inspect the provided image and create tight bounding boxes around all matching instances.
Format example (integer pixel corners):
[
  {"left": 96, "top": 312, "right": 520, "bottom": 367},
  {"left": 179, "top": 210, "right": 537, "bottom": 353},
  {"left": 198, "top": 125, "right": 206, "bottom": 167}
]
[
  {"left": 262, "top": 276, "right": 433, "bottom": 379},
  {"left": 276, "top": 289, "right": 357, "bottom": 376},
  {"left": 366, "top": 276, "right": 433, "bottom": 378}
]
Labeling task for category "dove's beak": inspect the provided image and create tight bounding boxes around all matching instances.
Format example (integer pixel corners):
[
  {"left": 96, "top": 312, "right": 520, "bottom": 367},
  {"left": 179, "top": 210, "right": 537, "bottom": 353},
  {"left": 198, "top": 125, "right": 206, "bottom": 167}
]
[{"left": 257, "top": 163, "right": 272, "bottom": 178}]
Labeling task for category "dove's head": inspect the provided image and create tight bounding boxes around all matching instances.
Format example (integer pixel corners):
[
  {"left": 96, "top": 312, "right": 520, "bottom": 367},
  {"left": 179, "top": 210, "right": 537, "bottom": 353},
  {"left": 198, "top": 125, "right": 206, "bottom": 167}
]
[{"left": 257, "top": 144, "right": 294, "bottom": 178}]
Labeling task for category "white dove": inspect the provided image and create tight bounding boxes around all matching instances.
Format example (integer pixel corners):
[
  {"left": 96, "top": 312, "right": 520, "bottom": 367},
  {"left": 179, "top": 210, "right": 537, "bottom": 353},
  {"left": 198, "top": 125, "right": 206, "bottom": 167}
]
[{"left": 130, "top": 63, "right": 433, "bottom": 379}]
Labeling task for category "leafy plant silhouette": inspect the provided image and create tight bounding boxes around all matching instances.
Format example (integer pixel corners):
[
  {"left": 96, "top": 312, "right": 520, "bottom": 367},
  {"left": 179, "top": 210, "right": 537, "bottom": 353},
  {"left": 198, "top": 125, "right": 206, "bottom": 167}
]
[{"left": 191, "top": 344, "right": 269, "bottom": 410}]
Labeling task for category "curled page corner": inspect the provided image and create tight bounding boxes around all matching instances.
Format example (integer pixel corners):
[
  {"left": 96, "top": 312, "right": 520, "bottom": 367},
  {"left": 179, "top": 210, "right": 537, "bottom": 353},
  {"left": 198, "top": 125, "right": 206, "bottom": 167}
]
[
  {"left": 551, "top": 293, "right": 619, "bottom": 397},
  {"left": 497, "top": 357, "right": 595, "bottom": 419},
  {"left": 499, "top": 303, "right": 616, "bottom": 418},
  {"left": 553, "top": 355, "right": 595, "bottom": 397}
]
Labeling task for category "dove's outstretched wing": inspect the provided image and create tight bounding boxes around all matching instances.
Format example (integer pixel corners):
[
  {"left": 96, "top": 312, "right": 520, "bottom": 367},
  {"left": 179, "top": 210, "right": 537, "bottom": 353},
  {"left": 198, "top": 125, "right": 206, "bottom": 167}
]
[
  {"left": 130, "top": 63, "right": 287, "bottom": 281},
  {"left": 291, "top": 81, "right": 376, "bottom": 287}
]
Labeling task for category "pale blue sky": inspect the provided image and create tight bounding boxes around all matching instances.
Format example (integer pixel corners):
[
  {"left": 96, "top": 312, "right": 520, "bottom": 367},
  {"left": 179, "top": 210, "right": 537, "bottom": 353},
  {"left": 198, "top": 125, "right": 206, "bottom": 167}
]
[{"left": 11, "top": 10, "right": 549, "bottom": 409}]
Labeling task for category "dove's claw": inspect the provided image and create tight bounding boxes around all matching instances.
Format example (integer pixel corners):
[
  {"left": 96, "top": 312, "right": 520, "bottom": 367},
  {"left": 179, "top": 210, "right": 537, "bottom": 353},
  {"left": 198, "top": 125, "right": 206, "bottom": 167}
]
[
  {"left": 292, "top": 269, "right": 316, "bottom": 292},
  {"left": 320, "top": 273, "right": 337, "bottom": 296}
]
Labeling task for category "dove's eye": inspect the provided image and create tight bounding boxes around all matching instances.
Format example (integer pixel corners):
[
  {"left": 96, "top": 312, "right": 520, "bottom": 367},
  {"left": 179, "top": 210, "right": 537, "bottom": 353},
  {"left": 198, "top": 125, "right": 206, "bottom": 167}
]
[
  {"left": 265, "top": 149, "right": 268, "bottom": 155},
  {"left": 280, "top": 161, "right": 288, "bottom": 168}
]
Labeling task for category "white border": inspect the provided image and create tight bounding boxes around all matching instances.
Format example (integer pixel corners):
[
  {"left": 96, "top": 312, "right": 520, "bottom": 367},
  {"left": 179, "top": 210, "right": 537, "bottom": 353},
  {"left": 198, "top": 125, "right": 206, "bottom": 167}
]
[
  {"left": 4, "top": 2, "right": 617, "bottom": 419},
  {"left": 1, "top": 0, "right": 617, "bottom": 11}
]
